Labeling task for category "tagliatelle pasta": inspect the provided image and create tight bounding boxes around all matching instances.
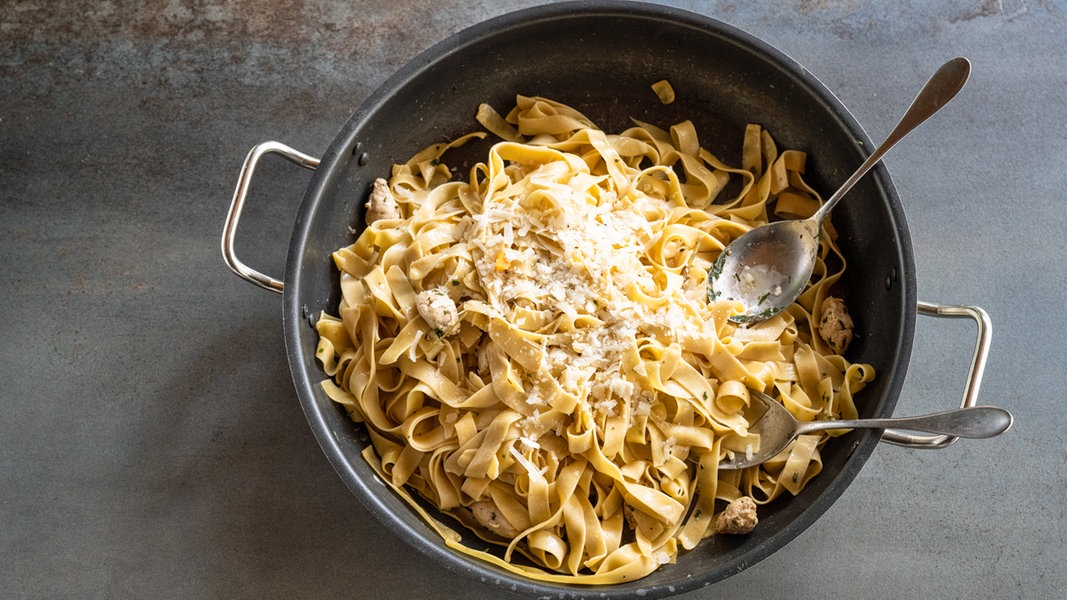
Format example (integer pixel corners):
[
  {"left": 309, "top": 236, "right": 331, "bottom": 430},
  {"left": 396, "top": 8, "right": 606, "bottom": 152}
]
[{"left": 314, "top": 94, "right": 875, "bottom": 583}]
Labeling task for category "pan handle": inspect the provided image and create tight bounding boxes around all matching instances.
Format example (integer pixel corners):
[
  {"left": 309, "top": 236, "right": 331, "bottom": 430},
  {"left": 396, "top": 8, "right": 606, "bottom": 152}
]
[
  {"left": 881, "top": 301, "right": 993, "bottom": 449},
  {"left": 221, "top": 141, "right": 320, "bottom": 294}
]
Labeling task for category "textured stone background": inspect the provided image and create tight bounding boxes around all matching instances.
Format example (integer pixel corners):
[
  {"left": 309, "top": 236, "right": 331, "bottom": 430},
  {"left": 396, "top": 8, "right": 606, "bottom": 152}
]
[{"left": 3, "top": 1, "right": 1064, "bottom": 598}]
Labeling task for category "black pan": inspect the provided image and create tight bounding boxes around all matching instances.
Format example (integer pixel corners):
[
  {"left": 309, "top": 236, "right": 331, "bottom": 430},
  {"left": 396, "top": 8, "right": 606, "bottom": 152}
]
[{"left": 231, "top": 2, "right": 919, "bottom": 597}]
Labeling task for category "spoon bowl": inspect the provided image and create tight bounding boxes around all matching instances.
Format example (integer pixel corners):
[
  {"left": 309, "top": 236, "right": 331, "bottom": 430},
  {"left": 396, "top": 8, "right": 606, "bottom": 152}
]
[
  {"left": 719, "top": 389, "right": 1013, "bottom": 470},
  {"left": 708, "top": 219, "right": 820, "bottom": 323},
  {"left": 709, "top": 57, "right": 972, "bottom": 323}
]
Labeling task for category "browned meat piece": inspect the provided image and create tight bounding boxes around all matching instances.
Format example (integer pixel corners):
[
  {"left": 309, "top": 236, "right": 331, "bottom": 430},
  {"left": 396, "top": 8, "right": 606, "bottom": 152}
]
[
  {"left": 818, "top": 296, "right": 854, "bottom": 354},
  {"left": 714, "top": 496, "right": 758, "bottom": 535},
  {"left": 415, "top": 288, "right": 459, "bottom": 334},
  {"left": 364, "top": 177, "right": 400, "bottom": 224}
]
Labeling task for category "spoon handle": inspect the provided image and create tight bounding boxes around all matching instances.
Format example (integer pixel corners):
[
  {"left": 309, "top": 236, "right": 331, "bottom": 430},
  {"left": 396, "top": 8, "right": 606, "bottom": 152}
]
[
  {"left": 813, "top": 57, "right": 972, "bottom": 224},
  {"left": 795, "top": 406, "right": 1013, "bottom": 439}
]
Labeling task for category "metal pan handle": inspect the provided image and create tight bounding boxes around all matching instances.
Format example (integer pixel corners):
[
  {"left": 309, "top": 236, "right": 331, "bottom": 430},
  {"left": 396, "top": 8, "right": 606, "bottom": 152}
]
[
  {"left": 881, "top": 301, "right": 993, "bottom": 449},
  {"left": 221, "top": 141, "right": 320, "bottom": 294}
]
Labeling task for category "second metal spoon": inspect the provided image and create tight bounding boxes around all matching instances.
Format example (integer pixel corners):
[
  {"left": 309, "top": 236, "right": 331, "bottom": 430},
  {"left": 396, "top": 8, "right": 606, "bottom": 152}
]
[{"left": 718, "top": 388, "right": 1013, "bottom": 470}]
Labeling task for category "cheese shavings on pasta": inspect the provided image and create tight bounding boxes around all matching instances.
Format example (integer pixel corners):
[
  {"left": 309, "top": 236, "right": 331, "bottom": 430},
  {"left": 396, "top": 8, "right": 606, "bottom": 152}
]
[{"left": 314, "top": 95, "right": 875, "bottom": 584}]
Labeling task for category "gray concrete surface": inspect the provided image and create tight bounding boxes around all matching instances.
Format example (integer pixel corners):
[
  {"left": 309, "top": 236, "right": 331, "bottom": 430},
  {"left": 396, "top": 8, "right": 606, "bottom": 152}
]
[{"left": 3, "top": 1, "right": 1064, "bottom": 598}]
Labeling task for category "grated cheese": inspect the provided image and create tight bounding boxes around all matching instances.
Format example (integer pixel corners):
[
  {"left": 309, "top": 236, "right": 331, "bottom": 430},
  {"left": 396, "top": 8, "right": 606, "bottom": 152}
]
[{"left": 467, "top": 152, "right": 723, "bottom": 419}]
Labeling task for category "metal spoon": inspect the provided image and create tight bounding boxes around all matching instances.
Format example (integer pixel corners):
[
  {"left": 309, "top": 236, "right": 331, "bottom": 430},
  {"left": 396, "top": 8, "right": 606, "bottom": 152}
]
[
  {"left": 708, "top": 57, "right": 972, "bottom": 324},
  {"left": 718, "top": 389, "right": 1013, "bottom": 470}
]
